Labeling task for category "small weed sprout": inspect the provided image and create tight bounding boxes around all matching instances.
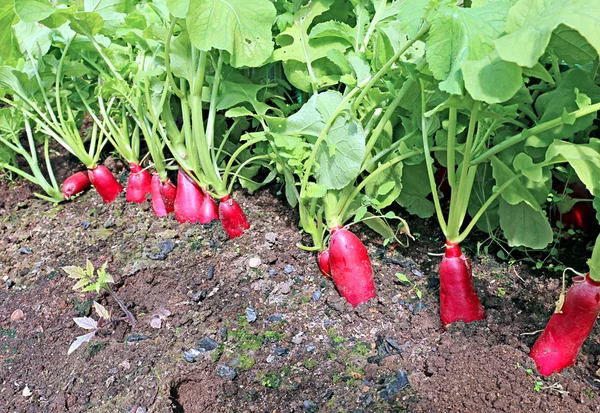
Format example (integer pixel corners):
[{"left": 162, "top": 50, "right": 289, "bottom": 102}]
[
  {"left": 395, "top": 272, "right": 424, "bottom": 300},
  {"left": 63, "top": 260, "right": 135, "bottom": 355}
]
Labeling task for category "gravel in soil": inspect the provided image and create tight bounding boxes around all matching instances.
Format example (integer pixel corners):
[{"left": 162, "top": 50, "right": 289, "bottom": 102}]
[{"left": 0, "top": 175, "right": 600, "bottom": 412}]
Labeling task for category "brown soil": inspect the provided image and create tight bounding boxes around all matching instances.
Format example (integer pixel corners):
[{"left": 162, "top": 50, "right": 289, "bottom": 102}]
[{"left": 1, "top": 170, "right": 599, "bottom": 413}]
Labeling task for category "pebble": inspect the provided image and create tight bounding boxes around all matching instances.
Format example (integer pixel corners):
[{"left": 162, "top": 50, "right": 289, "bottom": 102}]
[
  {"left": 103, "top": 218, "right": 115, "bottom": 228},
  {"left": 216, "top": 364, "right": 237, "bottom": 380},
  {"left": 274, "top": 347, "right": 289, "bottom": 356},
  {"left": 159, "top": 239, "right": 175, "bottom": 255},
  {"left": 245, "top": 307, "right": 257, "bottom": 323},
  {"left": 248, "top": 257, "right": 262, "bottom": 268},
  {"left": 192, "top": 289, "right": 207, "bottom": 302},
  {"left": 183, "top": 348, "right": 204, "bottom": 363},
  {"left": 306, "top": 345, "right": 317, "bottom": 353},
  {"left": 126, "top": 334, "right": 151, "bottom": 343},
  {"left": 412, "top": 269, "right": 423, "bottom": 277},
  {"left": 268, "top": 269, "right": 278, "bottom": 276},
  {"left": 148, "top": 252, "right": 167, "bottom": 261},
  {"left": 220, "top": 327, "right": 228, "bottom": 341},
  {"left": 10, "top": 309, "right": 24, "bottom": 321},
  {"left": 197, "top": 337, "right": 218, "bottom": 351},
  {"left": 303, "top": 400, "right": 317, "bottom": 412},
  {"left": 312, "top": 290, "right": 322, "bottom": 302},
  {"left": 266, "top": 355, "right": 276, "bottom": 363},
  {"left": 207, "top": 265, "right": 215, "bottom": 280},
  {"left": 132, "top": 407, "right": 147, "bottom": 413},
  {"left": 412, "top": 302, "right": 427, "bottom": 314},
  {"left": 283, "top": 264, "right": 294, "bottom": 274},
  {"left": 265, "top": 232, "right": 277, "bottom": 244},
  {"left": 18, "top": 247, "right": 32, "bottom": 254},
  {"left": 267, "top": 314, "right": 282, "bottom": 322},
  {"left": 279, "top": 281, "right": 292, "bottom": 295},
  {"left": 82, "top": 221, "right": 90, "bottom": 230},
  {"left": 385, "top": 338, "right": 402, "bottom": 353},
  {"left": 292, "top": 332, "right": 304, "bottom": 344},
  {"left": 6, "top": 279, "right": 15, "bottom": 289}
]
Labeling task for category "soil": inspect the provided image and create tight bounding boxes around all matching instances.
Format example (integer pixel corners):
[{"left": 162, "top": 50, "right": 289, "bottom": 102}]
[{"left": 1, "top": 168, "right": 600, "bottom": 413}]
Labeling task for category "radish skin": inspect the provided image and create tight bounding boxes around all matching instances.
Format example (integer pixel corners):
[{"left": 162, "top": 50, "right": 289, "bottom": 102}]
[
  {"left": 62, "top": 172, "right": 91, "bottom": 199},
  {"left": 317, "top": 249, "right": 332, "bottom": 279},
  {"left": 439, "top": 241, "right": 485, "bottom": 326},
  {"left": 199, "top": 192, "right": 219, "bottom": 224},
  {"left": 174, "top": 169, "right": 204, "bottom": 223},
  {"left": 328, "top": 226, "right": 376, "bottom": 307},
  {"left": 530, "top": 274, "right": 600, "bottom": 376},
  {"left": 151, "top": 174, "right": 176, "bottom": 216},
  {"left": 88, "top": 165, "right": 123, "bottom": 203},
  {"left": 218, "top": 195, "right": 250, "bottom": 238},
  {"left": 126, "top": 163, "right": 152, "bottom": 203}
]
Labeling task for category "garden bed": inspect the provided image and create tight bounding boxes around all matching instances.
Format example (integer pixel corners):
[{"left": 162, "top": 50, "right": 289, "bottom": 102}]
[{"left": 1, "top": 175, "right": 599, "bottom": 413}]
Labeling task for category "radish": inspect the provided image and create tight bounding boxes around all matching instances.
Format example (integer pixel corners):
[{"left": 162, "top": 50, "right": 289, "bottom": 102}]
[
  {"left": 317, "top": 249, "right": 332, "bottom": 279},
  {"left": 199, "top": 192, "right": 219, "bottom": 224},
  {"left": 218, "top": 195, "right": 250, "bottom": 238},
  {"left": 530, "top": 274, "right": 600, "bottom": 375},
  {"left": 530, "top": 234, "right": 600, "bottom": 375},
  {"left": 88, "top": 165, "right": 123, "bottom": 203},
  {"left": 174, "top": 169, "right": 205, "bottom": 223},
  {"left": 62, "top": 172, "right": 91, "bottom": 199},
  {"left": 439, "top": 241, "right": 485, "bottom": 326},
  {"left": 328, "top": 226, "right": 376, "bottom": 307},
  {"left": 555, "top": 182, "right": 596, "bottom": 232},
  {"left": 126, "top": 163, "right": 152, "bottom": 203},
  {"left": 150, "top": 174, "right": 176, "bottom": 217}
]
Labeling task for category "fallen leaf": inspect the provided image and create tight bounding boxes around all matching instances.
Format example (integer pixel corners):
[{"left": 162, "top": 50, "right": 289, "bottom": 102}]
[{"left": 10, "top": 309, "right": 24, "bottom": 322}]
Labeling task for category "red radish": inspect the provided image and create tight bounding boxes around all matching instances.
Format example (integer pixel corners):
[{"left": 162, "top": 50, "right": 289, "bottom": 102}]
[
  {"left": 88, "top": 165, "right": 123, "bottom": 203},
  {"left": 151, "top": 174, "right": 176, "bottom": 216},
  {"left": 199, "top": 192, "right": 219, "bottom": 224},
  {"left": 174, "top": 169, "right": 204, "bottom": 223},
  {"left": 434, "top": 166, "right": 451, "bottom": 197},
  {"left": 439, "top": 241, "right": 485, "bottom": 326},
  {"left": 218, "top": 195, "right": 250, "bottom": 238},
  {"left": 317, "top": 249, "right": 332, "bottom": 279},
  {"left": 530, "top": 274, "right": 600, "bottom": 376},
  {"left": 62, "top": 172, "right": 91, "bottom": 199},
  {"left": 126, "top": 163, "right": 152, "bottom": 203},
  {"left": 555, "top": 182, "right": 596, "bottom": 232},
  {"left": 328, "top": 226, "right": 376, "bottom": 307}
]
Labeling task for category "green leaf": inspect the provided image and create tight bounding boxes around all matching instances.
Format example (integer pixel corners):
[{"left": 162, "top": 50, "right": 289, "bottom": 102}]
[
  {"left": 70, "top": 12, "right": 104, "bottom": 36},
  {"left": 167, "top": 0, "right": 189, "bottom": 18},
  {"left": 548, "top": 24, "right": 598, "bottom": 66},
  {"left": 490, "top": 156, "right": 541, "bottom": 211},
  {"left": 396, "top": 0, "right": 432, "bottom": 38},
  {"left": 396, "top": 162, "right": 434, "bottom": 218},
  {"left": 13, "top": 20, "right": 52, "bottom": 59},
  {"left": 498, "top": 199, "right": 553, "bottom": 249},
  {"left": 0, "top": 0, "right": 17, "bottom": 62},
  {"left": 186, "top": 0, "right": 276, "bottom": 68},
  {"left": 512, "top": 153, "right": 543, "bottom": 182},
  {"left": 62, "top": 266, "right": 87, "bottom": 279},
  {"left": 365, "top": 162, "right": 403, "bottom": 209},
  {"left": 426, "top": 1, "right": 511, "bottom": 95},
  {"left": 14, "top": 0, "right": 55, "bottom": 23},
  {"left": 545, "top": 140, "right": 600, "bottom": 197},
  {"left": 462, "top": 52, "right": 522, "bottom": 104},
  {"left": 521, "top": 62, "right": 554, "bottom": 84},
  {"left": 354, "top": 205, "right": 367, "bottom": 223},
  {"left": 396, "top": 272, "right": 410, "bottom": 283},
  {"left": 316, "top": 115, "right": 366, "bottom": 190},
  {"left": 362, "top": 212, "right": 396, "bottom": 240},
  {"left": 84, "top": 0, "right": 130, "bottom": 35},
  {"left": 467, "top": 165, "right": 500, "bottom": 233},
  {"left": 495, "top": 0, "right": 600, "bottom": 68},
  {"left": 305, "top": 182, "right": 327, "bottom": 198}
]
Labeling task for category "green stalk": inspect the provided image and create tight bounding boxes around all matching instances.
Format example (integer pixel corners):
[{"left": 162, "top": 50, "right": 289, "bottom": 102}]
[
  {"left": 446, "top": 101, "right": 479, "bottom": 240},
  {"left": 471, "top": 101, "right": 600, "bottom": 165},
  {"left": 222, "top": 136, "right": 267, "bottom": 190},
  {"left": 446, "top": 107, "right": 457, "bottom": 188},
  {"left": 589, "top": 234, "right": 600, "bottom": 282},
  {"left": 227, "top": 155, "right": 271, "bottom": 194},
  {"left": 420, "top": 80, "right": 447, "bottom": 235}
]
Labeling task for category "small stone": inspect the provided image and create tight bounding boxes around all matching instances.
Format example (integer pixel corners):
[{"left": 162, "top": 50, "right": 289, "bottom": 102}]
[
  {"left": 126, "top": 334, "right": 151, "bottom": 343},
  {"left": 192, "top": 289, "right": 208, "bottom": 302},
  {"left": 6, "top": 279, "right": 15, "bottom": 289},
  {"left": 220, "top": 327, "right": 228, "bottom": 341},
  {"left": 292, "top": 332, "right": 304, "bottom": 345},
  {"left": 303, "top": 400, "right": 317, "bottom": 412},
  {"left": 148, "top": 252, "right": 166, "bottom": 261},
  {"left": 159, "top": 239, "right": 175, "bottom": 255},
  {"left": 18, "top": 247, "right": 32, "bottom": 255},
  {"left": 22, "top": 385, "right": 32, "bottom": 397},
  {"left": 267, "top": 314, "right": 282, "bottom": 322},
  {"left": 183, "top": 348, "right": 204, "bottom": 363},
  {"left": 82, "top": 221, "right": 90, "bottom": 230},
  {"left": 283, "top": 264, "right": 294, "bottom": 274},
  {"left": 265, "top": 232, "right": 277, "bottom": 244},
  {"left": 198, "top": 337, "right": 218, "bottom": 351},
  {"left": 412, "top": 302, "right": 427, "bottom": 314},
  {"left": 245, "top": 307, "right": 257, "bottom": 323},
  {"left": 103, "top": 218, "right": 115, "bottom": 228},
  {"left": 385, "top": 338, "right": 402, "bottom": 353},
  {"left": 268, "top": 269, "right": 278, "bottom": 276},
  {"left": 207, "top": 265, "right": 215, "bottom": 280},
  {"left": 216, "top": 364, "right": 237, "bottom": 380},
  {"left": 10, "top": 309, "right": 24, "bottom": 321},
  {"left": 306, "top": 345, "right": 317, "bottom": 353},
  {"left": 274, "top": 347, "right": 289, "bottom": 357},
  {"left": 279, "top": 281, "right": 292, "bottom": 295},
  {"left": 248, "top": 257, "right": 262, "bottom": 268},
  {"left": 312, "top": 290, "right": 322, "bottom": 302},
  {"left": 133, "top": 407, "right": 147, "bottom": 413},
  {"left": 411, "top": 269, "right": 423, "bottom": 277},
  {"left": 266, "top": 355, "right": 276, "bottom": 363}
]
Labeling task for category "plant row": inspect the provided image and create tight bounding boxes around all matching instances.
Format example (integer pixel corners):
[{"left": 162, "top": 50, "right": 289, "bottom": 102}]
[{"left": 1, "top": 0, "right": 600, "bottom": 376}]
